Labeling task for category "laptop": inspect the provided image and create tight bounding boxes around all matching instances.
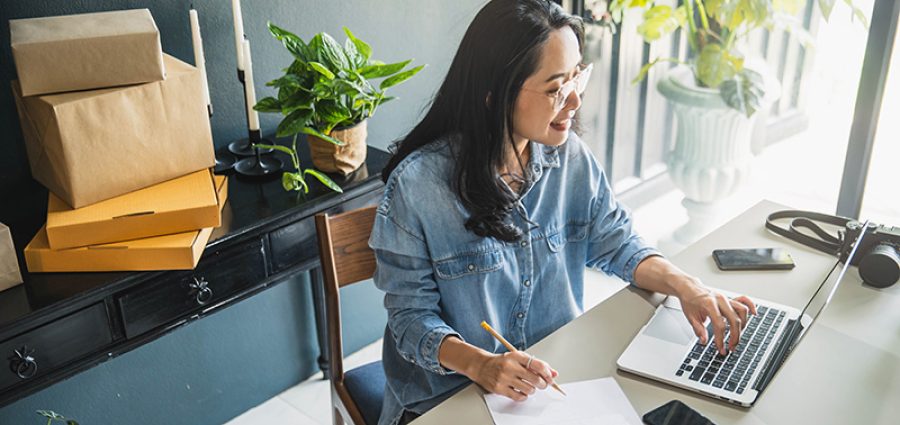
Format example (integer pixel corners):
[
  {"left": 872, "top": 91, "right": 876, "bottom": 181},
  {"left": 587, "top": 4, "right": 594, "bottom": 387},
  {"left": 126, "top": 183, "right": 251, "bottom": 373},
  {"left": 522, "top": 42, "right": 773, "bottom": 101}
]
[{"left": 616, "top": 223, "right": 869, "bottom": 407}]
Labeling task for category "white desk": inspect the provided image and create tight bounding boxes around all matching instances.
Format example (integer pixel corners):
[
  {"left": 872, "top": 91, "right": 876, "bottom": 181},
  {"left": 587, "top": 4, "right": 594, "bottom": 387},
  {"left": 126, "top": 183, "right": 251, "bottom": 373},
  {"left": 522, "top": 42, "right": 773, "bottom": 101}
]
[{"left": 413, "top": 200, "right": 900, "bottom": 424}]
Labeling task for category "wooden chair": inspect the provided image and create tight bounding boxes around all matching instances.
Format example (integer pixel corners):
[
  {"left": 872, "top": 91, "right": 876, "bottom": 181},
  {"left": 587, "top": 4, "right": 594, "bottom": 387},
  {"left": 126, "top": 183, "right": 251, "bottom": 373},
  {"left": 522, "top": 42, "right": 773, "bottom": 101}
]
[{"left": 315, "top": 206, "right": 384, "bottom": 425}]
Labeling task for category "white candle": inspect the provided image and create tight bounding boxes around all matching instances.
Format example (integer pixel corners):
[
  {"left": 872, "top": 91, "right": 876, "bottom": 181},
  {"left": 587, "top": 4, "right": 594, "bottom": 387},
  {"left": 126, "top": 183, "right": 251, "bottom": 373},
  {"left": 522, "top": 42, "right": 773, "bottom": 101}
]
[
  {"left": 231, "top": 0, "right": 245, "bottom": 70},
  {"left": 242, "top": 39, "right": 260, "bottom": 131},
  {"left": 189, "top": 8, "right": 211, "bottom": 112}
]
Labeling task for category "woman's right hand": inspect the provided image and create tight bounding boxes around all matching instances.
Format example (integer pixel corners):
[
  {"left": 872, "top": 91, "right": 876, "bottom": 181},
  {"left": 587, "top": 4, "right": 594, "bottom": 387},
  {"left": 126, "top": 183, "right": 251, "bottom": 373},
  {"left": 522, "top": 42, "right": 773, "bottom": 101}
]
[{"left": 468, "top": 351, "right": 558, "bottom": 401}]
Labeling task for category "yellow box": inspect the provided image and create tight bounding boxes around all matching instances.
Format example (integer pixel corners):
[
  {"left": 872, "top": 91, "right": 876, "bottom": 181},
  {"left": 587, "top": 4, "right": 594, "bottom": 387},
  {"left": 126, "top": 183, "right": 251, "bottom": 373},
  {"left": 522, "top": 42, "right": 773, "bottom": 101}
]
[
  {"left": 24, "top": 175, "right": 228, "bottom": 272},
  {"left": 46, "top": 169, "right": 220, "bottom": 249}
]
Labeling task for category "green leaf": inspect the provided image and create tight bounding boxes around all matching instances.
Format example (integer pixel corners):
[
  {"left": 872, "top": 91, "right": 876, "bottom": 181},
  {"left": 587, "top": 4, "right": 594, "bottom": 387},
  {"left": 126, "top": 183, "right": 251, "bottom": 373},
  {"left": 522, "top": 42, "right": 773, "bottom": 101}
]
[
  {"left": 723, "top": 0, "right": 771, "bottom": 31},
  {"left": 818, "top": 0, "right": 836, "bottom": 20},
  {"left": 276, "top": 109, "right": 314, "bottom": 137},
  {"left": 268, "top": 22, "right": 309, "bottom": 61},
  {"left": 705, "top": 0, "right": 725, "bottom": 17},
  {"left": 333, "top": 79, "right": 369, "bottom": 97},
  {"left": 844, "top": 0, "right": 869, "bottom": 29},
  {"left": 320, "top": 32, "right": 350, "bottom": 71},
  {"left": 281, "top": 171, "right": 308, "bottom": 192},
  {"left": 287, "top": 59, "right": 307, "bottom": 75},
  {"left": 319, "top": 100, "right": 352, "bottom": 120},
  {"left": 253, "top": 97, "right": 281, "bottom": 113},
  {"left": 696, "top": 44, "right": 738, "bottom": 88},
  {"left": 301, "top": 127, "right": 346, "bottom": 146},
  {"left": 308, "top": 61, "right": 335, "bottom": 80},
  {"left": 343, "top": 37, "right": 365, "bottom": 69},
  {"left": 267, "top": 74, "right": 303, "bottom": 89},
  {"left": 380, "top": 65, "right": 425, "bottom": 90},
  {"left": 304, "top": 168, "right": 344, "bottom": 193},
  {"left": 720, "top": 69, "right": 765, "bottom": 117},
  {"left": 343, "top": 27, "right": 372, "bottom": 61},
  {"left": 637, "top": 5, "right": 680, "bottom": 42},
  {"left": 773, "top": 0, "right": 803, "bottom": 14},
  {"left": 359, "top": 60, "right": 411, "bottom": 79}
]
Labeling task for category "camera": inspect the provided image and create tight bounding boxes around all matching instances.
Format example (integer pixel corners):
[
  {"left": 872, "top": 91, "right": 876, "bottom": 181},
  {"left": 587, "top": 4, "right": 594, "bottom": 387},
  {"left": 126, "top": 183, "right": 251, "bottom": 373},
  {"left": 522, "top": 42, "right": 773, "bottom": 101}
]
[{"left": 843, "top": 221, "right": 900, "bottom": 288}]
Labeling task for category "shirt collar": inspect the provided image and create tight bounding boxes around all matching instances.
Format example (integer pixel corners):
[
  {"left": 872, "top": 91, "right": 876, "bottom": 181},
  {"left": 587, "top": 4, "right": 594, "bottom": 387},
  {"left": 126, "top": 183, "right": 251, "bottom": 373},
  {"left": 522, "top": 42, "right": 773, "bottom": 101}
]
[{"left": 530, "top": 141, "right": 561, "bottom": 172}]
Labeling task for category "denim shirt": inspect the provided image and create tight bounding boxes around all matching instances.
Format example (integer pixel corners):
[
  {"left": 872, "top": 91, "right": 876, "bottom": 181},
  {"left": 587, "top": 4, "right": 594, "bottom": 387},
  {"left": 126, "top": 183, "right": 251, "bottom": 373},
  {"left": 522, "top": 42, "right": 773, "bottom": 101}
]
[{"left": 369, "top": 133, "right": 661, "bottom": 425}]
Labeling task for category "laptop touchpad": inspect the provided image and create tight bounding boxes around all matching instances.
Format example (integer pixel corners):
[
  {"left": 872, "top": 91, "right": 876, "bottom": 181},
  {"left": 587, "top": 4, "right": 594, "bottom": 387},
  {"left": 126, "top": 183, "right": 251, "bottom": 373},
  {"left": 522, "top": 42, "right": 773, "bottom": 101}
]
[{"left": 642, "top": 306, "right": 695, "bottom": 346}]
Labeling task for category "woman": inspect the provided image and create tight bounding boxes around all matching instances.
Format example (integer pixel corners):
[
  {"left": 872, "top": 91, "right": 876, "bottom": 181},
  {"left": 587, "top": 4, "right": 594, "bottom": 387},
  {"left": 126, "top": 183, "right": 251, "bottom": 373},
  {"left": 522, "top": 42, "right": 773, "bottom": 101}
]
[{"left": 369, "top": 1, "right": 757, "bottom": 424}]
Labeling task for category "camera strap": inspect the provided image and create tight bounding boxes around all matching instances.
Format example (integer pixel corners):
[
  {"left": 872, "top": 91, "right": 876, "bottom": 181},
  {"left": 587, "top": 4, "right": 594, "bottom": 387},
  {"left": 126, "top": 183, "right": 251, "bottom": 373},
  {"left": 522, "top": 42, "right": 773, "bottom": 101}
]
[{"left": 765, "top": 210, "right": 853, "bottom": 256}]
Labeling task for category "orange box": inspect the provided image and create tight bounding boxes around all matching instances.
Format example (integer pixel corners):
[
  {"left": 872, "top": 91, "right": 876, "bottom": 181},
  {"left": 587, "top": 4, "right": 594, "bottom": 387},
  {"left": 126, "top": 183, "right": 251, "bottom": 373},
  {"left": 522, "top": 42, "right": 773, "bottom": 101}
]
[
  {"left": 46, "top": 169, "right": 221, "bottom": 249},
  {"left": 24, "top": 175, "right": 228, "bottom": 272}
]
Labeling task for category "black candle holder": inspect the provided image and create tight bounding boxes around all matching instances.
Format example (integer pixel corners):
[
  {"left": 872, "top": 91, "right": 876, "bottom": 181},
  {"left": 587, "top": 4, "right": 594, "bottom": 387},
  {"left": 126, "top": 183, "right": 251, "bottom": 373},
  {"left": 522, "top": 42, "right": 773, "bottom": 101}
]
[
  {"left": 229, "top": 68, "right": 273, "bottom": 157},
  {"left": 234, "top": 129, "right": 283, "bottom": 177},
  {"left": 214, "top": 146, "right": 236, "bottom": 175}
]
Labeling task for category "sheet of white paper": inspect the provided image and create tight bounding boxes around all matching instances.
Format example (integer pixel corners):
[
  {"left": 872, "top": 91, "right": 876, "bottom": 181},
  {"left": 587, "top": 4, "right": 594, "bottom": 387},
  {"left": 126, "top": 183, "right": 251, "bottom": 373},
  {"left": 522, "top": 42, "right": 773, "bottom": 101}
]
[{"left": 483, "top": 377, "right": 642, "bottom": 425}]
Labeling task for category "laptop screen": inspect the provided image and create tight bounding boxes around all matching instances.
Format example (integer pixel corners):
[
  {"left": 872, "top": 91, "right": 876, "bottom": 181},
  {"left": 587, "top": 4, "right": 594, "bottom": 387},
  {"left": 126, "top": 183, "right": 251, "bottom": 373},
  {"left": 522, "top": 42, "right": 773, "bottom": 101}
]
[
  {"left": 795, "top": 220, "right": 869, "bottom": 341},
  {"left": 755, "top": 221, "right": 869, "bottom": 392}
]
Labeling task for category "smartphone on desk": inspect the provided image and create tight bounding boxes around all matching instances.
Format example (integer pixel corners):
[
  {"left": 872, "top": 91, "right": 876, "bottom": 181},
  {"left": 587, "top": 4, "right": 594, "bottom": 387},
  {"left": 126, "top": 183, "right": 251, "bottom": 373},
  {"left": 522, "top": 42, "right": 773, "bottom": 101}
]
[
  {"left": 643, "top": 400, "right": 715, "bottom": 425},
  {"left": 712, "top": 248, "right": 795, "bottom": 271}
]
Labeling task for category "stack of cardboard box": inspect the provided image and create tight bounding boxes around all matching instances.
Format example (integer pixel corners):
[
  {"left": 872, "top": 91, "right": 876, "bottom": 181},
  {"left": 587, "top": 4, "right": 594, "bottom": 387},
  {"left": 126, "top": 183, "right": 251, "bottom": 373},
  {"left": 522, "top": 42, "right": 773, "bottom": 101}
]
[{"left": 9, "top": 9, "right": 225, "bottom": 272}]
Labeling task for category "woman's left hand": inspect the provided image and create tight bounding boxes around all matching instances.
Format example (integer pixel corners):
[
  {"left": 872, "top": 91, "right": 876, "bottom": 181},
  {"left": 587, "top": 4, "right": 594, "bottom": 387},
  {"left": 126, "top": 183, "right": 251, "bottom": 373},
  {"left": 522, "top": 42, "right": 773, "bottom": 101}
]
[{"left": 677, "top": 278, "right": 758, "bottom": 355}]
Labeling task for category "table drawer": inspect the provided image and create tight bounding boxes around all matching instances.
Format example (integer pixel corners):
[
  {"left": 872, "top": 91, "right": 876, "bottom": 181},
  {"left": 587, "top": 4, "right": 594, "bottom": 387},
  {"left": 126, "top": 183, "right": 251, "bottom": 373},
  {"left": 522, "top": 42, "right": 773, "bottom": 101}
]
[
  {"left": 269, "top": 190, "right": 382, "bottom": 274},
  {"left": 0, "top": 303, "right": 112, "bottom": 392},
  {"left": 118, "top": 238, "right": 266, "bottom": 338}
]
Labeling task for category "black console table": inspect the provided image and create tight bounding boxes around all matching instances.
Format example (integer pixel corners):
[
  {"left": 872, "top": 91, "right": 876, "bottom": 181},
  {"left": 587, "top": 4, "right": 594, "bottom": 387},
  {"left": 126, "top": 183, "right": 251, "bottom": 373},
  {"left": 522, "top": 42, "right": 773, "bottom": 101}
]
[{"left": 0, "top": 145, "right": 390, "bottom": 407}]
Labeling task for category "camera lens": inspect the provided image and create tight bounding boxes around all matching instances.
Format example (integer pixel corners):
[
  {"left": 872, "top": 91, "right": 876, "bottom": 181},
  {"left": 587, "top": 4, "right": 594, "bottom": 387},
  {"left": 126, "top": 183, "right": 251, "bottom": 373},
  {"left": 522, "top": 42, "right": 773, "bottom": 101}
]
[{"left": 859, "top": 244, "right": 900, "bottom": 288}]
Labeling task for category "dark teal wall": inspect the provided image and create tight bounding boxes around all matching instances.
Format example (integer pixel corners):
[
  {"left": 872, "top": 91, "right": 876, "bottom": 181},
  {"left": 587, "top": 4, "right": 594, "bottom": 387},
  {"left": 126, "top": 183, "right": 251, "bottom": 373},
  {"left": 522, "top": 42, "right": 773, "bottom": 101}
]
[{"left": 0, "top": 0, "right": 484, "bottom": 423}]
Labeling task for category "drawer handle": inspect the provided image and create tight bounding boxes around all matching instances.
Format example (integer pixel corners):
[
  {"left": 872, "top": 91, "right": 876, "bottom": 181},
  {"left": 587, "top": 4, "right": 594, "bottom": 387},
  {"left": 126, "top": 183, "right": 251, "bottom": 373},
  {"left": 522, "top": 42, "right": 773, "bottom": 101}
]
[
  {"left": 9, "top": 346, "right": 37, "bottom": 379},
  {"left": 189, "top": 277, "right": 213, "bottom": 306}
]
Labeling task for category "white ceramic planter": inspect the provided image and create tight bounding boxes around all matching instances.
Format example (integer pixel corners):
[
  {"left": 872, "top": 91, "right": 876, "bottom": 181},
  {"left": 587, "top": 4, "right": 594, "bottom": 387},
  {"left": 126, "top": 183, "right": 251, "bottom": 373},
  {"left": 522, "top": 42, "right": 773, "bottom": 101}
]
[{"left": 658, "top": 66, "right": 779, "bottom": 250}]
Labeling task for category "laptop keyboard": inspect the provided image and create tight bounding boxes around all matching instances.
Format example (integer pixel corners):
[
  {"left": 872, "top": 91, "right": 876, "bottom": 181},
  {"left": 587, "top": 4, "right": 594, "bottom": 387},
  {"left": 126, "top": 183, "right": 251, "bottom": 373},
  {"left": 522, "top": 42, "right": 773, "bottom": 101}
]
[{"left": 675, "top": 306, "right": 786, "bottom": 395}]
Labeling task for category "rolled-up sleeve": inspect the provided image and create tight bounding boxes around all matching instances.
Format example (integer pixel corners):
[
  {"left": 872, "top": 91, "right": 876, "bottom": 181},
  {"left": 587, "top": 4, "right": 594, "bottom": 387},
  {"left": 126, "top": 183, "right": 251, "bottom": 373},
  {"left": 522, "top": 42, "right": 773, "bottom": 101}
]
[
  {"left": 369, "top": 180, "right": 460, "bottom": 375},
  {"left": 584, "top": 166, "right": 662, "bottom": 284}
]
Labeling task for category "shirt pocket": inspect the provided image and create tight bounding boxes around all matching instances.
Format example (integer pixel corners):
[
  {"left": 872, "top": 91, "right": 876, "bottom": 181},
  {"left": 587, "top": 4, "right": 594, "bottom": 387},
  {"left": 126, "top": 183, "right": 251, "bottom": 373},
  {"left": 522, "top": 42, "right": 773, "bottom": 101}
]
[
  {"left": 433, "top": 249, "right": 504, "bottom": 280},
  {"left": 546, "top": 223, "right": 589, "bottom": 253}
]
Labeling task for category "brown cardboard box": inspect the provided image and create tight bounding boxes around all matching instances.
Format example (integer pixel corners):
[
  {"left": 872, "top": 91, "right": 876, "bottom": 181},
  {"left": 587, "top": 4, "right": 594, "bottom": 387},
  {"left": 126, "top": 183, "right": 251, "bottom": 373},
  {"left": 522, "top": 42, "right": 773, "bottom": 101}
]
[
  {"left": 1, "top": 222, "right": 23, "bottom": 292},
  {"left": 46, "top": 169, "right": 221, "bottom": 249},
  {"left": 12, "top": 54, "right": 214, "bottom": 209},
  {"left": 10, "top": 9, "right": 165, "bottom": 96},
  {"left": 24, "top": 175, "right": 227, "bottom": 272}
]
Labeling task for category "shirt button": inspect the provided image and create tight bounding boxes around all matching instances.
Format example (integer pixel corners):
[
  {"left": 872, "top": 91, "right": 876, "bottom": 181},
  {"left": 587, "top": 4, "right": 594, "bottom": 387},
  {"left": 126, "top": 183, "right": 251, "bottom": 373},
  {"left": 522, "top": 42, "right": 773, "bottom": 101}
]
[
  {"left": 520, "top": 240, "right": 528, "bottom": 247},
  {"left": 467, "top": 264, "right": 475, "bottom": 271},
  {"left": 517, "top": 312, "right": 525, "bottom": 319},
  {"left": 523, "top": 279, "right": 531, "bottom": 287}
]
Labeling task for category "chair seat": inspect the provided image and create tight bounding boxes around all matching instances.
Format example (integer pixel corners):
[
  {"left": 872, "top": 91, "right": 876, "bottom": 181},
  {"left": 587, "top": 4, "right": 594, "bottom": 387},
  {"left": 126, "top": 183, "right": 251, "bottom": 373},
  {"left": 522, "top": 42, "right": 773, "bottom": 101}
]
[{"left": 344, "top": 360, "right": 386, "bottom": 425}]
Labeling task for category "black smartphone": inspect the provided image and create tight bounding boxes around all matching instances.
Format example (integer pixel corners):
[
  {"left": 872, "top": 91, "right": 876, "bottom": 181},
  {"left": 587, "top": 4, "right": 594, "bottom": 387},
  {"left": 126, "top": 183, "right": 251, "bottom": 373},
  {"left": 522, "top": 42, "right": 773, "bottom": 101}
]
[
  {"left": 643, "top": 400, "right": 715, "bottom": 425},
  {"left": 712, "top": 248, "right": 795, "bottom": 271}
]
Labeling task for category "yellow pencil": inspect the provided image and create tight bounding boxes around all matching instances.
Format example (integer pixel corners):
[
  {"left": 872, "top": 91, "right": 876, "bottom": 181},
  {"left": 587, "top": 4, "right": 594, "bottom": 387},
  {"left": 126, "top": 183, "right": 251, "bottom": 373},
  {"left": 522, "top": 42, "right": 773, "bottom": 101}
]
[{"left": 480, "top": 321, "right": 567, "bottom": 396}]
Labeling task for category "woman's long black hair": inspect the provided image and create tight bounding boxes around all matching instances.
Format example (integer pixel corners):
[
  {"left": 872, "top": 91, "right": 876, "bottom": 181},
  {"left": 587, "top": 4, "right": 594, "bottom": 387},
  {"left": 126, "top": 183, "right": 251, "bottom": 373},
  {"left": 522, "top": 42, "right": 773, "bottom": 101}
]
[{"left": 382, "top": 0, "right": 584, "bottom": 242}]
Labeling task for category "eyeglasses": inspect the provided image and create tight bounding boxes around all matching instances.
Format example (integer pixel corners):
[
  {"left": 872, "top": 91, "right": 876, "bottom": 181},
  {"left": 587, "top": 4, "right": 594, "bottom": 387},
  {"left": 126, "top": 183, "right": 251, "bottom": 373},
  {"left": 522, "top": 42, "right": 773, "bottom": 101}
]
[{"left": 522, "top": 63, "right": 593, "bottom": 111}]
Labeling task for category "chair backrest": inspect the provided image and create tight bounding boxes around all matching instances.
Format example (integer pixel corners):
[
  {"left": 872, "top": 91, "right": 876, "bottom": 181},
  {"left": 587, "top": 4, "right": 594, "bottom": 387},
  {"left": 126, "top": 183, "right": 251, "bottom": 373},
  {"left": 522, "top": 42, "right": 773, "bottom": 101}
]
[{"left": 315, "top": 206, "right": 377, "bottom": 425}]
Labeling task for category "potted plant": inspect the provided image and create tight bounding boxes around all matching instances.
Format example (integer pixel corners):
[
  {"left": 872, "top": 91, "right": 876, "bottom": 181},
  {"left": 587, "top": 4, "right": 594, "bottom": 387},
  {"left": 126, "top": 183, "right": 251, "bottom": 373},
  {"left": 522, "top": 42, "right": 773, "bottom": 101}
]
[
  {"left": 603, "top": 0, "right": 866, "bottom": 248},
  {"left": 253, "top": 23, "right": 423, "bottom": 193}
]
